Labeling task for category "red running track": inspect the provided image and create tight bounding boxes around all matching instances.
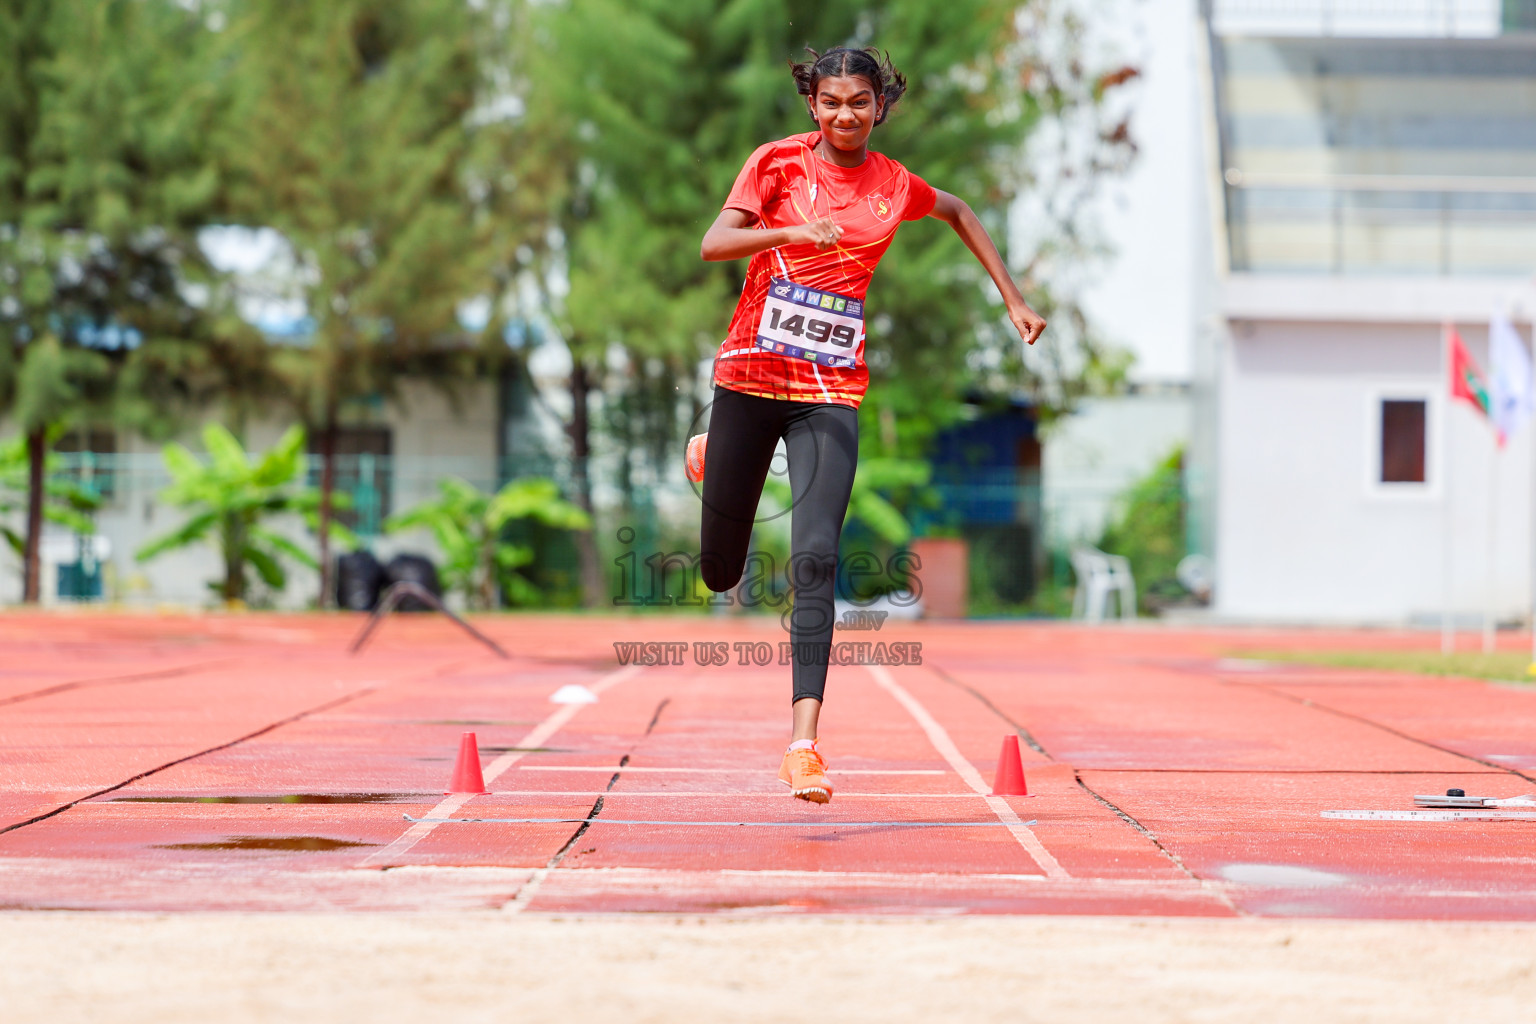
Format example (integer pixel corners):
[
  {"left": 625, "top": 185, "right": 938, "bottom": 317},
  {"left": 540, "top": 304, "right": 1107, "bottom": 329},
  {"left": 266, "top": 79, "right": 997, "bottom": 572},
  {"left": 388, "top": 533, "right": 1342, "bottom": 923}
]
[{"left": 1, "top": 611, "right": 1533, "bottom": 917}]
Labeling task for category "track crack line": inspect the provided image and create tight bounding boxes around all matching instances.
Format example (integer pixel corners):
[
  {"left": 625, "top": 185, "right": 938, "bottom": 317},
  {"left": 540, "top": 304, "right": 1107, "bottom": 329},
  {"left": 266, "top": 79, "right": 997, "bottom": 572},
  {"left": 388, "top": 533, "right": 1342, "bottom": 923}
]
[
  {"left": 1243, "top": 682, "right": 1536, "bottom": 785},
  {"left": 644, "top": 697, "right": 671, "bottom": 736},
  {"left": 0, "top": 658, "right": 242, "bottom": 710},
  {"left": 0, "top": 687, "right": 377, "bottom": 838},
  {"left": 523, "top": 756, "right": 630, "bottom": 876},
  {"left": 1073, "top": 772, "right": 1246, "bottom": 914},
  {"left": 931, "top": 661, "right": 1242, "bottom": 908},
  {"left": 928, "top": 663, "right": 1050, "bottom": 756},
  {"left": 505, "top": 694, "right": 669, "bottom": 912},
  {"left": 364, "top": 665, "right": 645, "bottom": 870}
]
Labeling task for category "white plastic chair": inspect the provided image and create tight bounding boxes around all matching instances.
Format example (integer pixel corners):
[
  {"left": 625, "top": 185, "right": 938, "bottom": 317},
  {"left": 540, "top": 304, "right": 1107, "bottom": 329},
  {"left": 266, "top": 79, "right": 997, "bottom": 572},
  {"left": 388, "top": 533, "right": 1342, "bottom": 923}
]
[
  {"left": 1176, "top": 553, "right": 1214, "bottom": 603},
  {"left": 1069, "top": 547, "right": 1136, "bottom": 621}
]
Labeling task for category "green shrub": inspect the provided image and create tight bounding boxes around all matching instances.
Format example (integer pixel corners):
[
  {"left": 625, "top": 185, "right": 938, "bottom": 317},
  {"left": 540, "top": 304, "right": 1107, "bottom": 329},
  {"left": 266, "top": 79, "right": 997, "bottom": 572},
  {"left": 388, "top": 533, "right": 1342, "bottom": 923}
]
[
  {"left": 1097, "top": 446, "right": 1186, "bottom": 614},
  {"left": 386, "top": 477, "right": 591, "bottom": 611}
]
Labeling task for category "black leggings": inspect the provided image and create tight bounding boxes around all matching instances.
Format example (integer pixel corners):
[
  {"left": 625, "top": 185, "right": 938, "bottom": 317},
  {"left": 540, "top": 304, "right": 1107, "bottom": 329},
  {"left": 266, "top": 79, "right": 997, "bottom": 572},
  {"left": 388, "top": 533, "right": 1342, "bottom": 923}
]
[{"left": 700, "top": 385, "right": 857, "bottom": 704}]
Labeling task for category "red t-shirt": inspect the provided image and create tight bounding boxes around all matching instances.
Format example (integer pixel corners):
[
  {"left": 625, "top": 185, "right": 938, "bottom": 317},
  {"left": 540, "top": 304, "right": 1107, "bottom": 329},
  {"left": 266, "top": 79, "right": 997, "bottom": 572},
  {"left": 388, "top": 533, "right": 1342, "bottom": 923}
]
[{"left": 712, "top": 132, "right": 937, "bottom": 407}]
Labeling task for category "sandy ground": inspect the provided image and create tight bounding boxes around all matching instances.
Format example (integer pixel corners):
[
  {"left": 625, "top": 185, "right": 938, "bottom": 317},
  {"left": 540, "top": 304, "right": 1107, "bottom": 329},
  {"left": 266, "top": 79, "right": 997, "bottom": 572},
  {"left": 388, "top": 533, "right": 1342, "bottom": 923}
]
[{"left": 3, "top": 913, "right": 1534, "bottom": 1023}]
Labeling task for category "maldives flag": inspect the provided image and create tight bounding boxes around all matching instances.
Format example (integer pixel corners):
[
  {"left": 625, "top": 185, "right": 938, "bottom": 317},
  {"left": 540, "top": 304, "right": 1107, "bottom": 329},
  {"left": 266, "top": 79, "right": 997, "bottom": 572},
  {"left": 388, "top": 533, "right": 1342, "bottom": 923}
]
[{"left": 1447, "top": 324, "right": 1491, "bottom": 418}]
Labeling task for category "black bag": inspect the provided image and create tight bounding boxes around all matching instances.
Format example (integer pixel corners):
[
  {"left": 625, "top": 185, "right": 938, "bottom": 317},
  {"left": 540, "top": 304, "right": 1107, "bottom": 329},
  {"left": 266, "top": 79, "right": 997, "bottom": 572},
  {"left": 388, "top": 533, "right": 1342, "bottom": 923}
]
[
  {"left": 383, "top": 553, "right": 442, "bottom": 612},
  {"left": 335, "top": 551, "right": 385, "bottom": 611}
]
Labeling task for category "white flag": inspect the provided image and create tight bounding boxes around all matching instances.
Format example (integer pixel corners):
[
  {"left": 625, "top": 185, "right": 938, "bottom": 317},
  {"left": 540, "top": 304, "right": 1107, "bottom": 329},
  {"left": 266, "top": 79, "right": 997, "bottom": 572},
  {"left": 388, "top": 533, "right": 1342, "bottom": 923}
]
[{"left": 1489, "top": 313, "right": 1534, "bottom": 445}]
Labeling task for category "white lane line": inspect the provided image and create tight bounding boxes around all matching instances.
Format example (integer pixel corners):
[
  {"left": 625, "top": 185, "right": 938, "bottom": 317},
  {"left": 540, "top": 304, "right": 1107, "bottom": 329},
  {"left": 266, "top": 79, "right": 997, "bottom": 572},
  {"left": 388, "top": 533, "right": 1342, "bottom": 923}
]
[
  {"left": 505, "top": 866, "right": 554, "bottom": 913},
  {"left": 361, "top": 664, "right": 644, "bottom": 868},
  {"left": 488, "top": 790, "right": 979, "bottom": 798},
  {"left": 867, "top": 664, "right": 1068, "bottom": 880},
  {"left": 515, "top": 766, "right": 945, "bottom": 775},
  {"left": 703, "top": 867, "right": 1207, "bottom": 891},
  {"left": 711, "top": 870, "right": 1202, "bottom": 890},
  {"left": 410, "top": 815, "right": 1035, "bottom": 828},
  {"left": 521, "top": 866, "right": 1222, "bottom": 901},
  {"left": 716, "top": 868, "right": 1049, "bottom": 882}
]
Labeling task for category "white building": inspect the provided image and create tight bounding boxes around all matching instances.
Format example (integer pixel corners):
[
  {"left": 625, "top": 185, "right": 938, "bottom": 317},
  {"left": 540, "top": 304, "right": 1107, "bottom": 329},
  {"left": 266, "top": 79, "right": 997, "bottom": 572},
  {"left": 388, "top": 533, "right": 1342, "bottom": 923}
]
[{"left": 1197, "top": 1, "right": 1536, "bottom": 622}]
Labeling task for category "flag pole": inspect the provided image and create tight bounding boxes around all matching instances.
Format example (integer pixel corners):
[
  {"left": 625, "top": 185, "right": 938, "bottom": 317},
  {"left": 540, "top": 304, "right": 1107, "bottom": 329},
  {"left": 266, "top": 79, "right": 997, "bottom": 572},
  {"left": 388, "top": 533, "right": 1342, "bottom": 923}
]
[
  {"left": 1442, "top": 323, "right": 1456, "bottom": 655},
  {"left": 1486, "top": 446, "right": 1498, "bottom": 654},
  {"left": 1529, "top": 383, "right": 1536, "bottom": 671},
  {"left": 1489, "top": 307, "right": 1536, "bottom": 672},
  {"left": 1528, "top": 309, "right": 1536, "bottom": 676}
]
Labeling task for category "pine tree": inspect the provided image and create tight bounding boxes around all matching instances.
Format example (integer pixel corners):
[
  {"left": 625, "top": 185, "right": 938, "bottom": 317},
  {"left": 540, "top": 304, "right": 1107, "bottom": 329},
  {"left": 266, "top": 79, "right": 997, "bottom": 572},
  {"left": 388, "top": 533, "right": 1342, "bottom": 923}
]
[
  {"left": 221, "top": 0, "right": 532, "bottom": 606},
  {"left": 0, "top": 0, "right": 234, "bottom": 601}
]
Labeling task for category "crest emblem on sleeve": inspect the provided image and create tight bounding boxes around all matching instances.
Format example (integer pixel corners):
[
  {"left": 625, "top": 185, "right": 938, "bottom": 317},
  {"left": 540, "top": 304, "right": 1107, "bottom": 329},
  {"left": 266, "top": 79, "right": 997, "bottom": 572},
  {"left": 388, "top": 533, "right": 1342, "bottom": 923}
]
[{"left": 867, "top": 192, "right": 895, "bottom": 222}]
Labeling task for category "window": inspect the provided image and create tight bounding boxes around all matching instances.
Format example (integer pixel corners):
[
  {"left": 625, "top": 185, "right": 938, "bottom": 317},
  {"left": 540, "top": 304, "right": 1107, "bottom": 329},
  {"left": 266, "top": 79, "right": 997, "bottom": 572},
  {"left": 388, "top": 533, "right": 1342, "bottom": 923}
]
[
  {"left": 1380, "top": 399, "right": 1426, "bottom": 483},
  {"left": 308, "top": 427, "right": 392, "bottom": 533}
]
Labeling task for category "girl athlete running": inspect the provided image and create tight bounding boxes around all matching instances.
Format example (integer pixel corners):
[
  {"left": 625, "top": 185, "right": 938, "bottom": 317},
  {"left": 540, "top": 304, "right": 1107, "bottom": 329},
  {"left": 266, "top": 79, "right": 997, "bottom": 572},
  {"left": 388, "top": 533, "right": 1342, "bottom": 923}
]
[{"left": 691, "top": 47, "right": 1046, "bottom": 804}]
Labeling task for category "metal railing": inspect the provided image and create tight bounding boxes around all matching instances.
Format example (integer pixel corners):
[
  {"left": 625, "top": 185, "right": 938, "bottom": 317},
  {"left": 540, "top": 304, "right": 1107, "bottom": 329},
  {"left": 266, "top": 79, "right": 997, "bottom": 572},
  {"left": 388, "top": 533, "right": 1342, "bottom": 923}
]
[
  {"left": 45, "top": 451, "right": 570, "bottom": 537},
  {"left": 1223, "top": 174, "right": 1536, "bottom": 275},
  {"left": 17, "top": 452, "right": 1196, "bottom": 612},
  {"left": 1210, "top": 0, "right": 1513, "bottom": 36}
]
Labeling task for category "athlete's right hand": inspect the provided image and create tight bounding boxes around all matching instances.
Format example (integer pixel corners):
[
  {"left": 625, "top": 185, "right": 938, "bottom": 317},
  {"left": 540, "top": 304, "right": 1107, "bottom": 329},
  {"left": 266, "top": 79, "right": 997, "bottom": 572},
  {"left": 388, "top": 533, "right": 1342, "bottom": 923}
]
[{"left": 785, "top": 217, "right": 843, "bottom": 251}]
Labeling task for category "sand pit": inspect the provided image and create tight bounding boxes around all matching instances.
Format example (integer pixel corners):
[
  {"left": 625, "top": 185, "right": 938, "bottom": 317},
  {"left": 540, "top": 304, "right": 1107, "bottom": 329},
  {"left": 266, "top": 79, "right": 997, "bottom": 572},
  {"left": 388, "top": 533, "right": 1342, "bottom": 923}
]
[{"left": 3, "top": 913, "right": 1535, "bottom": 1023}]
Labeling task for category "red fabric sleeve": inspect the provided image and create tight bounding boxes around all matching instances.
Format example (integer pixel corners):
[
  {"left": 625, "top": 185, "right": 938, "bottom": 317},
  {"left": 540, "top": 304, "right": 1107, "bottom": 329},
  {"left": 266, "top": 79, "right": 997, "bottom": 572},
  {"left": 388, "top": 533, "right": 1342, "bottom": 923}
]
[
  {"left": 902, "top": 169, "right": 938, "bottom": 221},
  {"left": 722, "top": 142, "right": 781, "bottom": 221}
]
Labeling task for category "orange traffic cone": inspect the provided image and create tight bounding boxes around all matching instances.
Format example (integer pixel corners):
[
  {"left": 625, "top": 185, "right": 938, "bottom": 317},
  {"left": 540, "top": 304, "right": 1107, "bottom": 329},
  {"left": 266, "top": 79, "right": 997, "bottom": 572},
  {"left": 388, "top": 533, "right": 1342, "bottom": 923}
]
[
  {"left": 990, "top": 735, "right": 1029, "bottom": 796},
  {"left": 445, "top": 731, "right": 489, "bottom": 795}
]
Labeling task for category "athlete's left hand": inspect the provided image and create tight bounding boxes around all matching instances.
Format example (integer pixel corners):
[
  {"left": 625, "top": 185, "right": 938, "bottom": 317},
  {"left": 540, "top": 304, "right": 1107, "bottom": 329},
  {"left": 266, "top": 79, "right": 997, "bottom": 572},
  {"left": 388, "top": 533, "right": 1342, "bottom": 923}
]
[{"left": 1008, "top": 302, "right": 1046, "bottom": 346}]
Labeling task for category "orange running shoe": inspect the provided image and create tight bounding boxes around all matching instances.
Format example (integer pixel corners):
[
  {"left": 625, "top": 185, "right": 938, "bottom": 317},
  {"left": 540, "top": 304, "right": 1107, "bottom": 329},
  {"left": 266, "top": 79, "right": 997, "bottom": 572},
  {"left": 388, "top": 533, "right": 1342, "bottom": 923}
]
[
  {"left": 685, "top": 433, "right": 707, "bottom": 483},
  {"left": 778, "top": 744, "right": 833, "bottom": 804}
]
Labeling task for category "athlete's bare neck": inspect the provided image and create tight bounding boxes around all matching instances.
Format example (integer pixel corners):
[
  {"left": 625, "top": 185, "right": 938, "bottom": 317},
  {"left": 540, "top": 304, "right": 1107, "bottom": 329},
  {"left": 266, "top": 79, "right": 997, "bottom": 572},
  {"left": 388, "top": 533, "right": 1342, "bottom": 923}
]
[{"left": 813, "top": 138, "right": 868, "bottom": 169}]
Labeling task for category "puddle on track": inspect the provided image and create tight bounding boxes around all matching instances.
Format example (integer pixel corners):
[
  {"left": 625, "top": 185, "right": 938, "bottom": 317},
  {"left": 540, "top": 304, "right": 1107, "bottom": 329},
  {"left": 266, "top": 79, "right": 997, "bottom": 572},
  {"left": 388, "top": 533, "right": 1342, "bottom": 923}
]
[
  {"left": 153, "top": 836, "right": 378, "bottom": 852},
  {"left": 108, "top": 793, "right": 424, "bottom": 804}
]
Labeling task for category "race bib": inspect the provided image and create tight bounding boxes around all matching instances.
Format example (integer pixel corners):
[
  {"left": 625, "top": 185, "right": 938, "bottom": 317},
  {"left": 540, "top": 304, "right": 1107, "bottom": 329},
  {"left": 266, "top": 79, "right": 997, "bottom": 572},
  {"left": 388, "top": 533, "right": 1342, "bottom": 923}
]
[{"left": 755, "top": 277, "right": 864, "bottom": 369}]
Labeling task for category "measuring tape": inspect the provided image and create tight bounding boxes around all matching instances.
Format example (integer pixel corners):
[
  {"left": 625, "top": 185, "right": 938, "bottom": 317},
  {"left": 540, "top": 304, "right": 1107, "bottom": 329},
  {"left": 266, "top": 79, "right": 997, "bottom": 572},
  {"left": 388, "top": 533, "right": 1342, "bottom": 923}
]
[{"left": 1323, "top": 809, "right": 1536, "bottom": 822}]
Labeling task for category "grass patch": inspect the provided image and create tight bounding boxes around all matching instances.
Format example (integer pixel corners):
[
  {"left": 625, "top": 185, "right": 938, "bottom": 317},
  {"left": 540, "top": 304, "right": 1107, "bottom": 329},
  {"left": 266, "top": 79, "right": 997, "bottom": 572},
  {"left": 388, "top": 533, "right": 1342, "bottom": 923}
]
[{"left": 1240, "top": 648, "right": 1536, "bottom": 684}]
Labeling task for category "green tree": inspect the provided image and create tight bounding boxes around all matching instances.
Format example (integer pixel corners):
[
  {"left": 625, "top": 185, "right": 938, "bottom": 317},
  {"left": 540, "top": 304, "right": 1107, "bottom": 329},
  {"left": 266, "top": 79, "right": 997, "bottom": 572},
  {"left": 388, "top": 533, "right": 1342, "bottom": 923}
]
[
  {"left": 385, "top": 476, "right": 591, "bottom": 611},
  {"left": 1, "top": 0, "right": 240, "bottom": 602},
  {"left": 522, "top": 0, "right": 1137, "bottom": 597},
  {"left": 220, "top": 0, "right": 535, "bottom": 607},
  {"left": 136, "top": 423, "right": 351, "bottom": 604}
]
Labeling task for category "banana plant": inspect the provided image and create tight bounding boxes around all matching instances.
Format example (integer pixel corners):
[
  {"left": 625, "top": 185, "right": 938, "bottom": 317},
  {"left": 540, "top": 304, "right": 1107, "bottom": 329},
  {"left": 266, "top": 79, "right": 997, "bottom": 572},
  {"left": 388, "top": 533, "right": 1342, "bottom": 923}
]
[
  {"left": 136, "top": 424, "right": 353, "bottom": 604},
  {"left": 385, "top": 476, "right": 592, "bottom": 610}
]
